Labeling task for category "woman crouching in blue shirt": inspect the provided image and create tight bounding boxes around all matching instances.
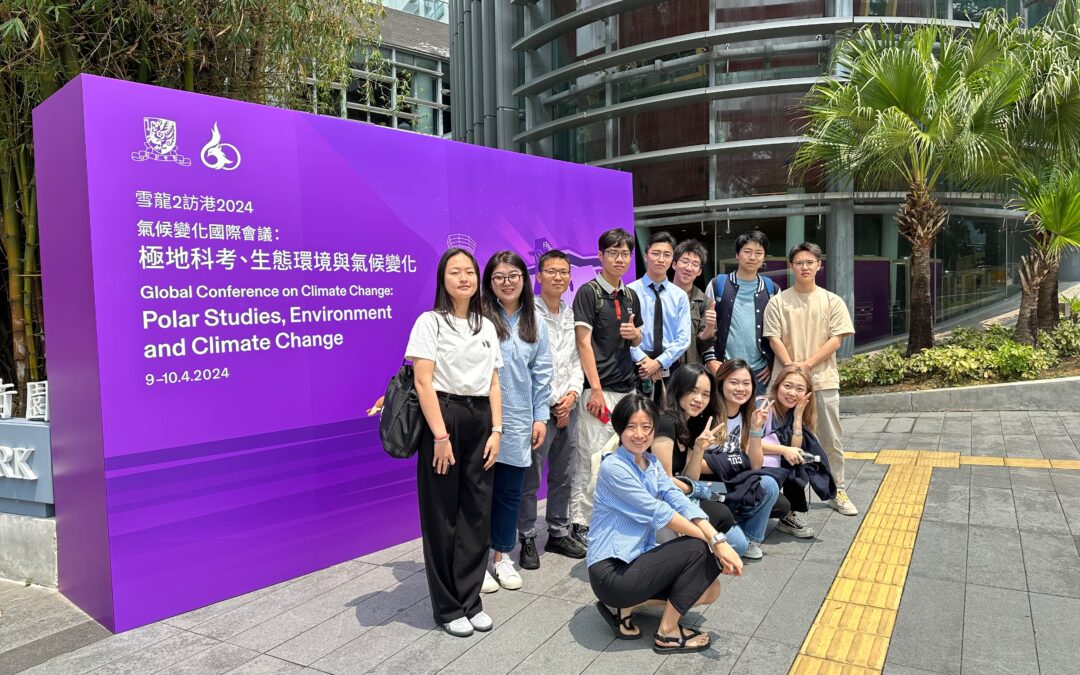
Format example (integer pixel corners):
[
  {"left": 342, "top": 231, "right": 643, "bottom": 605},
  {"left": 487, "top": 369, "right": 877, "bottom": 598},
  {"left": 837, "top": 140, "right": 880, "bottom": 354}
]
[{"left": 589, "top": 394, "right": 743, "bottom": 654}]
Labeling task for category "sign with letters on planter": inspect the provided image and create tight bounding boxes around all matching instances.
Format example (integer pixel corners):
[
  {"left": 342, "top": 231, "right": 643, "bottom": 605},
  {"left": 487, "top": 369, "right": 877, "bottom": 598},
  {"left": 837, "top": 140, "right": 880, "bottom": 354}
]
[{"left": 33, "top": 75, "right": 632, "bottom": 631}]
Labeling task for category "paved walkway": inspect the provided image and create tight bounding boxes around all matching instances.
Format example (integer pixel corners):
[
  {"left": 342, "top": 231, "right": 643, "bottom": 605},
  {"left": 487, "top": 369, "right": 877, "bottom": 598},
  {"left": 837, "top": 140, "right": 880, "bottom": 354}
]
[{"left": 2, "top": 411, "right": 1080, "bottom": 674}]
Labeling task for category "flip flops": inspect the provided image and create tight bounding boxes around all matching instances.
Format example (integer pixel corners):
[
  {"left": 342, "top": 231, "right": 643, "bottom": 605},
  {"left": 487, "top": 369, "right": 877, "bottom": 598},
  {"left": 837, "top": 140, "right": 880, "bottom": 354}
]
[
  {"left": 594, "top": 601, "right": 640, "bottom": 640},
  {"left": 652, "top": 625, "right": 711, "bottom": 654}
]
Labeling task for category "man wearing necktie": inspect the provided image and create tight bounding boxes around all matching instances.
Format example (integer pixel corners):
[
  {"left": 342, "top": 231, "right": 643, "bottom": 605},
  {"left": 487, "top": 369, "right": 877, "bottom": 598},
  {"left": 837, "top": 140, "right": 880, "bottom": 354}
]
[{"left": 629, "top": 232, "right": 692, "bottom": 403}]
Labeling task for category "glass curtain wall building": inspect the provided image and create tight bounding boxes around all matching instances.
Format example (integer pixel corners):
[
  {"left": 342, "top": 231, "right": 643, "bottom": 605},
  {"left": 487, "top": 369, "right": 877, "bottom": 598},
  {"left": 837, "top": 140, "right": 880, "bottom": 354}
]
[{"left": 449, "top": 0, "right": 1061, "bottom": 349}]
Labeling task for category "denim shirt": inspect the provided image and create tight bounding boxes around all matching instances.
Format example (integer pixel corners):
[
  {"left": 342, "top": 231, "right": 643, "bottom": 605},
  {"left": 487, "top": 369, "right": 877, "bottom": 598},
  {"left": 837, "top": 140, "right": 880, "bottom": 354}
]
[
  {"left": 496, "top": 306, "right": 553, "bottom": 468},
  {"left": 587, "top": 446, "right": 708, "bottom": 567}
]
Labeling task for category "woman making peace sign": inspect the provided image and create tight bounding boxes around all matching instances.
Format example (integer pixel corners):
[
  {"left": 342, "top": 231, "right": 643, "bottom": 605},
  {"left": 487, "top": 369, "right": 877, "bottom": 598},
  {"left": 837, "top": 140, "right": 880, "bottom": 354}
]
[{"left": 651, "top": 362, "right": 780, "bottom": 560}]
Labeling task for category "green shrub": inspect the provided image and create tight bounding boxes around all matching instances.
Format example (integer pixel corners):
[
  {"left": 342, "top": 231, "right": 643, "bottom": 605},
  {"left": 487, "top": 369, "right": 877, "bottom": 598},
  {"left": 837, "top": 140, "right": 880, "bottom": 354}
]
[
  {"left": 1061, "top": 294, "right": 1080, "bottom": 319},
  {"left": 1040, "top": 320, "right": 1080, "bottom": 358},
  {"left": 907, "top": 345, "right": 995, "bottom": 384},
  {"left": 991, "top": 342, "right": 1055, "bottom": 380},
  {"left": 840, "top": 346, "right": 907, "bottom": 387},
  {"left": 945, "top": 324, "right": 1014, "bottom": 350}
]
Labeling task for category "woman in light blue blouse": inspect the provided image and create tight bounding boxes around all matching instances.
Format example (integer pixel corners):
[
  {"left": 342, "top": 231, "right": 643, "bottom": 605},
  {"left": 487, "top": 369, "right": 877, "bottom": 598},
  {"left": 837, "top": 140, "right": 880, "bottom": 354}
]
[
  {"left": 481, "top": 251, "right": 553, "bottom": 593},
  {"left": 589, "top": 394, "right": 743, "bottom": 654}
]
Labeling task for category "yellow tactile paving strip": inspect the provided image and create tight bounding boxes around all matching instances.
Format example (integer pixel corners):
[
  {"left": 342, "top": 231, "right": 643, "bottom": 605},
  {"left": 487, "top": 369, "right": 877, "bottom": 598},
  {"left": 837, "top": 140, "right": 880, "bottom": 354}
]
[{"left": 789, "top": 448, "right": 1080, "bottom": 674}]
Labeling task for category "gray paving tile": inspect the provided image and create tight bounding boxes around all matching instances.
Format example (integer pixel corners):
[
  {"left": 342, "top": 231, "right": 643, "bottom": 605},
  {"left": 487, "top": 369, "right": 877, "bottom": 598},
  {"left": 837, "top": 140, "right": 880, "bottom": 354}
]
[
  {"left": 941, "top": 417, "right": 972, "bottom": 435},
  {"left": 515, "top": 548, "right": 589, "bottom": 596},
  {"left": 1008, "top": 468, "right": 1056, "bottom": 492},
  {"left": 929, "top": 466, "right": 970, "bottom": 487},
  {"left": 857, "top": 417, "right": 890, "bottom": 433},
  {"left": 227, "top": 564, "right": 396, "bottom": 653},
  {"left": 0, "top": 594, "right": 94, "bottom": 653},
  {"left": 969, "top": 415, "right": 1002, "bottom": 435},
  {"left": 802, "top": 512, "right": 865, "bottom": 565},
  {"left": 191, "top": 560, "right": 373, "bottom": 640},
  {"left": 267, "top": 569, "right": 430, "bottom": 666},
  {"left": 1037, "top": 435, "right": 1080, "bottom": 459},
  {"left": 912, "top": 417, "right": 945, "bottom": 434},
  {"left": 0, "top": 582, "right": 54, "bottom": 609},
  {"left": 1004, "top": 435, "right": 1043, "bottom": 459},
  {"left": 1020, "top": 530, "right": 1080, "bottom": 598},
  {"left": 89, "top": 630, "right": 221, "bottom": 675},
  {"left": 909, "top": 521, "right": 968, "bottom": 583},
  {"left": 916, "top": 412, "right": 948, "bottom": 418},
  {"left": 906, "top": 434, "right": 941, "bottom": 450},
  {"left": 310, "top": 595, "right": 443, "bottom": 675},
  {"left": 17, "top": 623, "right": 183, "bottom": 675},
  {"left": 1013, "top": 489, "right": 1070, "bottom": 533},
  {"left": 166, "top": 577, "right": 303, "bottom": 631},
  {"left": 580, "top": 633, "right": 662, "bottom": 675},
  {"left": 654, "top": 630, "right": 749, "bottom": 674},
  {"left": 961, "top": 584, "right": 1038, "bottom": 675},
  {"left": 968, "top": 486, "right": 1017, "bottom": 529},
  {"left": 1031, "top": 413, "right": 1068, "bottom": 435},
  {"left": 969, "top": 466, "right": 1011, "bottom": 489},
  {"left": 923, "top": 484, "right": 969, "bottom": 525},
  {"left": 967, "top": 526, "right": 1027, "bottom": 592},
  {"left": 887, "top": 575, "right": 964, "bottom": 674},
  {"left": 886, "top": 417, "right": 915, "bottom": 433},
  {"left": 753, "top": 561, "right": 837, "bottom": 645},
  {"left": 877, "top": 433, "right": 913, "bottom": 450},
  {"left": 700, "top": 555, "right": 800, "bottom": 637},
  {"left": 883, "top": 664, "right": 949, "bottom": 675},
  {"left": 729, "top": 637, "right": 798, "bottom": 675},
  {"left": 356, "top": 538, "right": 422, "bottom": 565},
  {"left": 846, "top": 434, "right": 882, "bottom": 452},
  {"left": 1000, "top": 414, "right": 1034, "bottom": 436},
  {"left": 541, "top": 562, "right": 594, "bottom": 606},
  {"left": 227, "top": 654, "right": 305, "bottom": 674},
  {"left": 1051, "top": 471, "right": 1080, "bottom": 496},
  {"left": 0, "top": 620, "right": 110, "bottom": 675},
  {"left": 154, "top": 641, "right": 260, "bottom": 675},
  {"left": 938, "top": 434, "right": 971, "bottom": 454},
  {"left": 969, "top": 434, "right": 1006, "bottom": 457},
  {"left": 1029, "top": 593, "right": 1080, "bottom": 675},
  {"left": 1056, "top": 490, "right": 1080, "bottom": 536},
  {"left": 507, "top": 603, "right": 615, "bottom": 675}
]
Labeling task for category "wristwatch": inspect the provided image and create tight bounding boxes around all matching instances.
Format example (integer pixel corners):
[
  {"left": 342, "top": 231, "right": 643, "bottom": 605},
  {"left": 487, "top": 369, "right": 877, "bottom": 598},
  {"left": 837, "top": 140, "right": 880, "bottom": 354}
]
[
  {"left": 710, "top": 532, "right": 727, "bottom": 547},
  {"left": 492, "top": 425, "right": 503, "bottom": 434}
]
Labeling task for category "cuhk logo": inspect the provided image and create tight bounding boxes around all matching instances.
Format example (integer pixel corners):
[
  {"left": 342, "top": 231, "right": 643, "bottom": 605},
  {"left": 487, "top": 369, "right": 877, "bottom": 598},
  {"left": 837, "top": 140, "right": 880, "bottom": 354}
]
[
  {"left": 201, "top": 122, "right": 241, "bottom": 171},
  {"left": 131, "top": 117, "right": 191, "bottom": 166}
]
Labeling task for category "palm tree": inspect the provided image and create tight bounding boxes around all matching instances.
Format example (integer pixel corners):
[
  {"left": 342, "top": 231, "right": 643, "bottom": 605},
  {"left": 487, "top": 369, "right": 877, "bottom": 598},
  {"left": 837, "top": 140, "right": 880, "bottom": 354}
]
[
  {"left": 792, "top": 14, "right": 1023, "bottom": 356},
  {"left": 1009, "top": 0, "right": 1080, "bottom": 342}
]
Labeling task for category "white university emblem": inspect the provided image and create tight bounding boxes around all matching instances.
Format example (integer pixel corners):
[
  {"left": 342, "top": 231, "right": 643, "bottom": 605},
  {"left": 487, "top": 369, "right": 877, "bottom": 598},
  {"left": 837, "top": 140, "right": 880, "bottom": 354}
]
[
  {"left": 201, "top": 122, "right": 241, "bottom": 171},
  {"left": 131, "top": 117, "right": 191, "bottom": 166}
]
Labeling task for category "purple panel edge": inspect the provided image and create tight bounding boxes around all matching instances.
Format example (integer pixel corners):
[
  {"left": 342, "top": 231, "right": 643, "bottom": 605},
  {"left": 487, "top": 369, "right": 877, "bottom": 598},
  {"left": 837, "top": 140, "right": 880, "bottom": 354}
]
[{"left": 33, "top": 75, "right": 116, "bottom": 630}]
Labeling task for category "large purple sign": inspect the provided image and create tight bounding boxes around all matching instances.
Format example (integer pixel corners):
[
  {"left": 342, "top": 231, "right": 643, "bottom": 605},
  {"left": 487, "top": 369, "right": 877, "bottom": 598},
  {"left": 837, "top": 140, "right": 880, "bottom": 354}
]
[{"left": 33, "top": 75, "right": 633, "bottom": 631}]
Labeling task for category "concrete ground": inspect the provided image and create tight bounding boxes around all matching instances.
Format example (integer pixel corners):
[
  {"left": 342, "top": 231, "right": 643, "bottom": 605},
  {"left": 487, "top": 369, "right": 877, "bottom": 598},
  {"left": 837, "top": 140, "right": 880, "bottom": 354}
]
[{"left": 3, "top": 411, "right": 1080, "bottom": 674}]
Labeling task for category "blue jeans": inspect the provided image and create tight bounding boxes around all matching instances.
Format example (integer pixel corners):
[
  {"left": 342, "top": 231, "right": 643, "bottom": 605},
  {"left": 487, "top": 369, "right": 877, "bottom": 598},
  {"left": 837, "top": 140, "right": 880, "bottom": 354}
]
[
  {"left": 491, "top": 463, "right": 528, "bottom": 553},
  {"left": 724, "top": 524, "right": 750, "bottom": 556},
  {"left": 753, "top": 365, "right": 770, "bottom": 396},
  {"left": 737, "top": 476, "right": 780, "bottom": 543}
]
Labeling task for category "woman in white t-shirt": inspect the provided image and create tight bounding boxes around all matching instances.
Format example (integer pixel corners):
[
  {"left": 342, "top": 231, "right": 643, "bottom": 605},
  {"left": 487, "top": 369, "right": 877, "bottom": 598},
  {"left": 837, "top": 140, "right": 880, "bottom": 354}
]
[{"left": 405, "top": 247, "right": 504, "bottom": 639}]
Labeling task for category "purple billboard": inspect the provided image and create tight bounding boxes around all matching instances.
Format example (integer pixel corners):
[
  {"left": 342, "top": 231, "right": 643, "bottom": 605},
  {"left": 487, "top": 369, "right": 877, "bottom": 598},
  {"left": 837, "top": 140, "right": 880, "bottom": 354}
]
[{"left": 33, "top": 75, "right": 633, "bottom": 632}]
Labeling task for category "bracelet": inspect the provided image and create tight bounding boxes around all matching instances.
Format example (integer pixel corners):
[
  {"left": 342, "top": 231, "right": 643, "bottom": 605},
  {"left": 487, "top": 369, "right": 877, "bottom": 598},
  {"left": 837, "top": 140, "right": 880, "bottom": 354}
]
[
  {"left": 792, "top": 427, "right": 803, "bottom": 434},
  {"left": 434, "top": 434, "right": 450, "bottom": 442},
  {"left": 749, "top": 430, "right": 764, "bottom": 438}
]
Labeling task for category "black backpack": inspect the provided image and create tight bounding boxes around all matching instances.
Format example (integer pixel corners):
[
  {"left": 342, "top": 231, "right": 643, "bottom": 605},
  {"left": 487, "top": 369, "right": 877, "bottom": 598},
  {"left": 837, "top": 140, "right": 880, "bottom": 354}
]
[{"left": 379, "top": 361, "right": 423, "bottom": 458}]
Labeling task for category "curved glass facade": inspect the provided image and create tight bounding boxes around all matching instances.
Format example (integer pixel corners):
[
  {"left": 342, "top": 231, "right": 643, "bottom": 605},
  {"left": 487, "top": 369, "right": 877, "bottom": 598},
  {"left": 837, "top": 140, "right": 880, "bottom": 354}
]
[{"left": 449, "top": 0, "right": 1055, "bottom": 347}]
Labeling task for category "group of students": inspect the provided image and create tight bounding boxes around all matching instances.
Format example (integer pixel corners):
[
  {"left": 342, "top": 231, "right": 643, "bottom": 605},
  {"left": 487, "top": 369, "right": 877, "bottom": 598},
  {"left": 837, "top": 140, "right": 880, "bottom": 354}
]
[{"left": 401, "top": 227, "right": 855, "bottom": 653}]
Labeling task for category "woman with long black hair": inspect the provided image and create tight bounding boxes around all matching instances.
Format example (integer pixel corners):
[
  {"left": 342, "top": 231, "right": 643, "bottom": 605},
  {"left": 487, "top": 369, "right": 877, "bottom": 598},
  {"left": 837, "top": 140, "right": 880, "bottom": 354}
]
[{"left": 405, "top": 247, "right": 504, "bottom": 637}]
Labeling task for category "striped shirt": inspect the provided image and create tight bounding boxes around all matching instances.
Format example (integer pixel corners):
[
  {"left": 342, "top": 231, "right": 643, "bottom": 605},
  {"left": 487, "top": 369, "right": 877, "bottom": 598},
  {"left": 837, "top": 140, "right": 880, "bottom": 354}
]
[{"left": 587, "top": 446, "right": 708, "bottom": 567}]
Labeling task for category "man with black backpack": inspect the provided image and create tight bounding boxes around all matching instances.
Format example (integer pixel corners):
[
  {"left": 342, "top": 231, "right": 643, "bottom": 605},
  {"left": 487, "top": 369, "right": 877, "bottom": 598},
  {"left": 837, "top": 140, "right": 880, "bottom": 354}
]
[
  {"left": 569, "top": 228, "right": 643, "bottom": 547},
  {"left": 702, "top": 230, "right": 778, "bottom": 394}
]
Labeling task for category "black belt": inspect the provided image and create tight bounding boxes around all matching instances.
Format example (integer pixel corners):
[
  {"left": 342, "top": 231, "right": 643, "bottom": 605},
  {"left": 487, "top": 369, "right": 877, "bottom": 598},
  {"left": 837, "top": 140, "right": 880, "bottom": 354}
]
[{"left": 436, "top": 391, "right": 488, "bottom": 405}]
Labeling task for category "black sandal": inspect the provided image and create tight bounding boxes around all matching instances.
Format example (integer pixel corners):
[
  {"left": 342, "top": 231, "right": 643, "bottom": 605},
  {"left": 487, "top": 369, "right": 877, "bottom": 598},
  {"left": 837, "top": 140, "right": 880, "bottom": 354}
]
[
  {"left": 595, "top": 601, "right": 640, "bottom": 640},
  {"left": 652, "top": 625, "right": 711, "bottom": 654}
]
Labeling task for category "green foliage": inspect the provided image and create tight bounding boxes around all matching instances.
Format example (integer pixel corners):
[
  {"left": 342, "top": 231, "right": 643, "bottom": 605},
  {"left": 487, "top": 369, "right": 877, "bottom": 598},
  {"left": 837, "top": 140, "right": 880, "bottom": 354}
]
[
  {"left": 944, "top": 325, "right": 1015, "bottom": 350},
  {"left": 1040, "top": 319, "right": 1080, "bottom": 357},
  {"left": 840, "top": 347, "right": 908, "bottom": 388},
  {"left": 990, "top": 342, "right": 1055, "bottom": 380},
  {"left": 907, "top": 346, "right": 996, "bottom": 384},
  {"left": 1062, "top": 294, "right": 1080, "bottom": 317}
]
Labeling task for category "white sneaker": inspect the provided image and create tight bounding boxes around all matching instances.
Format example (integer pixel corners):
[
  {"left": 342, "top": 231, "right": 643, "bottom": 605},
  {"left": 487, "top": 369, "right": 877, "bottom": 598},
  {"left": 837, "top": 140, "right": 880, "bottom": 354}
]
[
  {"left": 444, "top": 616, "right": 474, "bottom": 637},
  {"left": 743, "top": 541, "right": 763, "bottom": 560},
  {"left": 469, "top": 610, "right": 493, "bottom": 632},
  {"left": 827, "top": 489, "right": 859, "bottom": 516},
  {"left": 481, "top": 570, "right": 499, "bottom": 594},
  {"left": 776, "top": 512, "right": 817, "bottom": 538},
  {"left": 493, "top": 556, "right": 523, "bottom": 590}
]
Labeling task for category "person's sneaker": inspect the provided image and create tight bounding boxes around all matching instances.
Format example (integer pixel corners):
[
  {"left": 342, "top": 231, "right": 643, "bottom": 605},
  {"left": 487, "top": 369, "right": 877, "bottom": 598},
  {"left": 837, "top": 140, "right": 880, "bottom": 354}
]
[
  {"left": 571, "top": 524, "right": 590, "bottom": 548},
  {"left": 827, "top": 489, "right": 859, "bottom": 516},
  {"left": 743, "top": 541, "right": 763, "bottom": 560},
  {"left": 494, "top": 556, "right": 523, "bottom": 590},
  {"left": 544, "top": 534, "right": 587, "bottom": 559},
  {"left": 519, "top": 537, "right": 540, "bottom": 570},
  {"left": 443, "top": 616, "right": 474, "bottom": 637},
  {"left": 776, "top": 512, "right": 817, "bottom": 538},
  {"left": 481, "top": 570, "right": 499, "bottom": 594},
  {"left": 468, "top": 611, "right": 493, "bottom": 632}
]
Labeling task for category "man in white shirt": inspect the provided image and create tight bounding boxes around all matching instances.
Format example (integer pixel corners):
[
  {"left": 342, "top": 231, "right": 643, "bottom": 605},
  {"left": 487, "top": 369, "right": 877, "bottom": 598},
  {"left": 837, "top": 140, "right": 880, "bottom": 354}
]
[{"left": 517, "top": 250, "right": 587, "bottom": 568}]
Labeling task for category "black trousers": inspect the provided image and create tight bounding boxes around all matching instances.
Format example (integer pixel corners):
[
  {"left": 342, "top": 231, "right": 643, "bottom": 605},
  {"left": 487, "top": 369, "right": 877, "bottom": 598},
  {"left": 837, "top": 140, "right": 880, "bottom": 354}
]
[
  {"left": 417, "top": 394, "right": 493, "bottom": 625},
  {"left": 700, "top": 499, "right": 735, "bottom": 533},
  {"left": 589, "top": 537, "right": 721, "bottom": 616}
]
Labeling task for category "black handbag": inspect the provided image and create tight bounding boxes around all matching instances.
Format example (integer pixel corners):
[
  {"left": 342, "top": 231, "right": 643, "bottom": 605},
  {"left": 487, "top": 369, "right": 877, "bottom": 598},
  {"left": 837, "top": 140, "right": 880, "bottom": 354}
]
[{"left": 378, "top": 361, "right": 424, "bottom": 458}]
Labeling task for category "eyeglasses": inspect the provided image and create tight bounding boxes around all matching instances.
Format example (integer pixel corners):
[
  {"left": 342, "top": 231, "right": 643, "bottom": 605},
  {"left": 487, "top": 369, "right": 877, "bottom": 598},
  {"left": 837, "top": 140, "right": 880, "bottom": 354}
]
[
  {"left": 740, "top": 250, "right": 765, "bottom": 259},
  {"left": 604, "top": 249, "right": 632, "bottom": 261},
  {"left": 541, "top": 268, "right": 571, "bottom": 278},
  {"left": 792, "top": 259, "right": 819, "bottom": 268},
  {"left": 648, "top": 250, "right": 673, "bottom": 261},
  {"left": 676, "top": 258, "right": 702, "bottom": 271},
  {"left": 493, "top": 272, "right": 523, "bottom": 285}
]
